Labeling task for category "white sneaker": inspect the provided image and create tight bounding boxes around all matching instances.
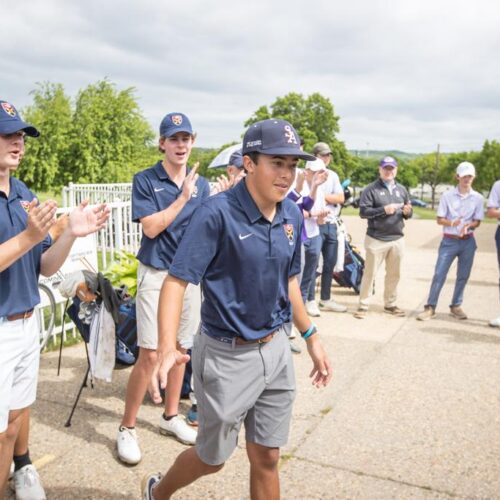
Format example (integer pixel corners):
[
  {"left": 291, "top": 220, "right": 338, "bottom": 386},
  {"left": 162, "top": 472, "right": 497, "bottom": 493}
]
[
  {"left": 489, "top": 315, "right": 500, "bottom": 327},
  {"left": 305, "top": 301, "right": 321, "bottom": 317},
  {"left": 159, "top": 415, "right": 197, "bottom": 445},
  {"left": 117, "top": 426, "right": 142, "bottom": 465},
  {"left": 13, "top": 464, "right": 46, "bottom": 500},
  {"left": 319, "top": 299, "right": 347, "bottom": 313}
]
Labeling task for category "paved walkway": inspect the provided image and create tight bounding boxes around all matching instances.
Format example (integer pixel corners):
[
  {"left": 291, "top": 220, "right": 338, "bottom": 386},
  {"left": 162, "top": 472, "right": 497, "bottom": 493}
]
[{"left": 11, "top": 216, "right": 500, "bottom": 499}]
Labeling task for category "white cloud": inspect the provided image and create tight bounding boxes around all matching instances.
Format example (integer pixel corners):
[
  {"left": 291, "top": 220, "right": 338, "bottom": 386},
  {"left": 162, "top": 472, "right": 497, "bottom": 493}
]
[{"left": 3, "top": 0, "right": 499, "bottom": 152}]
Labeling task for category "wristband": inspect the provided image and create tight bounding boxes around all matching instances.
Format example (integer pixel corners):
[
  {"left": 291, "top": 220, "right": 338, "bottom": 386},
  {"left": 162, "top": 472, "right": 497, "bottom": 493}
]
[{"left": 301, "top": 324, "right": 317, "bottom": 340}]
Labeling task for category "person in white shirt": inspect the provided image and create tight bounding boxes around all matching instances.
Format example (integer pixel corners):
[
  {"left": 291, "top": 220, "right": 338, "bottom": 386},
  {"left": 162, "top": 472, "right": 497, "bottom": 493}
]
[
  {"left": 486, "top": 179, "right": 500, "bottom": 327},
  {"left": 311, "top": 142, "right": 347, "bottom": 314}
]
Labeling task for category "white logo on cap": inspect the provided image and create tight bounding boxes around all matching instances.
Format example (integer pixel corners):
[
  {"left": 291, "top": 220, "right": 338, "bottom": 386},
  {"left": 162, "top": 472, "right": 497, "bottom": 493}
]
[
  {"left": 284, "top": 125, "right": 297, "bottom": 144},
  {"left": 246, "top": 140, "right": 262, "bottom": 148}
]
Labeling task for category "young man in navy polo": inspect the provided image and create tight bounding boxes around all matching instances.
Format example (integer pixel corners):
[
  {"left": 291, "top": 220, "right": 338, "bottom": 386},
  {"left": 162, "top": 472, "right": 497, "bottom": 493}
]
[
  {"left": 0, "top": 100, "right": 109, "bottom": 499},
  {"left": 143, "top": 119, "right": 332, "bottom": 500},
  {"left": 116, "top": 113, "right": 210, "bottom": 464}
]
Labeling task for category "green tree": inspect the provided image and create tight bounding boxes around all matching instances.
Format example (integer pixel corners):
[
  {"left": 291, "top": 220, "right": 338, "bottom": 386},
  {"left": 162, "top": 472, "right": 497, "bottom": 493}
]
[
  {"left": 17, "top": 83, "right": 72, "bottom": 191},
  {"left": 66, "top": 80, "right": 155, "bottom": 184},
  {"left": 409, "top": 152, "right": 453, "bottom": 208},
  {"left": 475, "top": 140, "right": 500, "bottom": 192},
  {"left": 244, "top": 92, "right": 351, "bottom": 176}
]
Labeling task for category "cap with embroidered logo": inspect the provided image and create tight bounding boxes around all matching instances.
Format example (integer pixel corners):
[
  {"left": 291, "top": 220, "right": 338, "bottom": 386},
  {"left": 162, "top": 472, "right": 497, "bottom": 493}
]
[
  {"left": 0, "top": 100, "right": 39, "bottom": 137},
  {"left": 242, "top": 119, "right": 315, "bottom": 161},
  {"left": 379, "top": 156, "right": 398, "bottom": 168},
  {"left": 159, "top": 112, "right": 193, "bottom": 138}
]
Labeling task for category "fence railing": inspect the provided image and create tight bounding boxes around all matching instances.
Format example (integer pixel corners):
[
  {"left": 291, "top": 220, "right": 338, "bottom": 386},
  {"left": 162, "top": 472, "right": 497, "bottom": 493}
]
[
  {"left": 62, "top": 182, "right": 132, "bottom": 207},
  {"left": 39, "top": 191, "right": 141, "bottom": 348}
]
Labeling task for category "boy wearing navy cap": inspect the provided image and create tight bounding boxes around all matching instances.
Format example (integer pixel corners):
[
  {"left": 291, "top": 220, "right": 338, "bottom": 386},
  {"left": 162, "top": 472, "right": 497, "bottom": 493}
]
[
  {"left": 143, "top": 119, "right": 332, "bottom": 499},
  {"left": 116, "top": 112, "right": 210, "bottom": 464},
  {"left": 0, "top": 100, "right": 109, "bottom": 498}
]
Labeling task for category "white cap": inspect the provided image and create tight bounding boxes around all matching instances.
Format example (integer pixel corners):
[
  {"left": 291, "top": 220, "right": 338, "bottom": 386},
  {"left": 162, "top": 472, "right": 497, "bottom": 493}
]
[
  {"left": 305, "top": 158, "right": 326, "bottom": 172},
  {"left": 456, "top": 161, "right": 475, "bottom": 177}
]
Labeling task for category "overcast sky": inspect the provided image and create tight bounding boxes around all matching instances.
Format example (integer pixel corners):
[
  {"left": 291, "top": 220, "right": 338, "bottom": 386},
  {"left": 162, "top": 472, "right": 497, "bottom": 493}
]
[{"left": 3, "top": 0, "right": 499, "bottom": 153}]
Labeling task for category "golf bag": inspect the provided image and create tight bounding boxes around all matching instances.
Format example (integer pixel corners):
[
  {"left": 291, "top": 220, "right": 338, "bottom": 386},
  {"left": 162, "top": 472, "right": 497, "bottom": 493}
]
[{"left": 333, "top": 241, "right": 365, "bottom": 294}]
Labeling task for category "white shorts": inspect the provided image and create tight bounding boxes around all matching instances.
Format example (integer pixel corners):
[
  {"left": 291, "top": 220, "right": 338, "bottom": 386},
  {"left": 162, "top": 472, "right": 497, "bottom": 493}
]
[
  {"left": 0, "top": 314, "right": 40, "bottom": 432},
  {"left": 135, "top": 262, "right": 201, "bottom": 350}
]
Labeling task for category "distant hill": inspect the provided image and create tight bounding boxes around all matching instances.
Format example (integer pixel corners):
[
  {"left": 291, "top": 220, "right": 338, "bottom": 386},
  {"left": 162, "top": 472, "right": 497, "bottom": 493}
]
[{"left": 349, "top": 150, "right": 421, "bottom": 160}]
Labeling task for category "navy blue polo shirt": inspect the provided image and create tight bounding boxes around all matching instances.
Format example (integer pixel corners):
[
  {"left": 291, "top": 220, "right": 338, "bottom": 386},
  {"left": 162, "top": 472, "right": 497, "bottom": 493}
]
[
  {"left": 169, "top": 179, "right": 303, "bottom": 341},
  {"left": 0, "top": 177, "right": 52, "bottom": 317},
  {"left": 132, "top": 161, "right": 210, "bottom": 270}
]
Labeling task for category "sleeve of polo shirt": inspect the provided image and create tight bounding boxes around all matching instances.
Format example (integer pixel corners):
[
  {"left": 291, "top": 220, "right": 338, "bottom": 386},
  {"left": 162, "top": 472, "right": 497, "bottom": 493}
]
[
  {"left": 436, "top": 195, "right": 448, "bottom": 218},
  {"left": 330, "top": 172, "right": 343, "bottom": 195},
  {"left": 473, "top": 195, "right": 485, "bottom": 220},
  {"left": 168, "top": 204, "right": 221, "bottom": 285},
  {"left": 42, "top": 234, "right": 52, "bottom": 252},
  {"left": 131, "top": 173, "right": 157, "bottom": 223},
  {"left": 359, "top": 186, "right": 385, "bottom": 219},
  {"left": 487, "top": 181, "right": 500, "bottom": 208}
]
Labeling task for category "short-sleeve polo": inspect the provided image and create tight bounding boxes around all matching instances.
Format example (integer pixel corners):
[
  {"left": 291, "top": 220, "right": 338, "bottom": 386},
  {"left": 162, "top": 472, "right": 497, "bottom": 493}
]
[
  {"left": 132, "top": 161, "right": 210, "bottom": 270},
  {"left": 0, "top": 177, "right": 52, "bottom": 316},
  {"left": 168, "top": 179, "right": 303, "bottom": 341},
  {"left": 437, "top": 187, "right": 484, "bottom": 236}
]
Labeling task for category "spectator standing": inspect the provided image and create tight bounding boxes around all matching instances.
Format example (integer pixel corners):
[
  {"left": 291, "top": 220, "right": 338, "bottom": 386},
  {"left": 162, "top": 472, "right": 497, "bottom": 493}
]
[
  {"left": 116, "top": 113, "right": 209, "bottom": 465},
  {"left": 0, "top": 99, "right": 109, "bottom": 499},
  {"left": 487, "top": 180, "right": 500, "bottom": 327},
  {"left": 417, "top": 162, "right": 484, "bottom": 321},
  {"left": 311, "top": 142, "right": 347, "bottom": 313},
  {"left": 354, "top": 156, "right": 412, "bottom": 319}
]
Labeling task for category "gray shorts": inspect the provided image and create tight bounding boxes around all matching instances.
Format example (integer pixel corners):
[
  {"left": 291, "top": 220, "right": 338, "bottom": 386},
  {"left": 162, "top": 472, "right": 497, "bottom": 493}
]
[
  {"left": 135, "top": 263, "right": 201, "bottom": 350},
  {"left": 192, "top": 326, "right": 296, "bottom": 465}
]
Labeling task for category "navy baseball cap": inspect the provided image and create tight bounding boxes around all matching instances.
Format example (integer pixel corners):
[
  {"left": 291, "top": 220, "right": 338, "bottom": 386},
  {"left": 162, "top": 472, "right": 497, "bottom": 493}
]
[
  {"left": 159, "top": 112, "right": 193, "bottom": 137},
  {"left": 0, "top": 100, "right": 39, "bottom": 137},
  {"left": 228, "top": 149, "right": 244, "bottom": 169},
  {"left": 242, "top": 119, "right": 315, "bottom": 161},
  {"left": 379, "top": 156, "right": 398, "bottom": 168}
]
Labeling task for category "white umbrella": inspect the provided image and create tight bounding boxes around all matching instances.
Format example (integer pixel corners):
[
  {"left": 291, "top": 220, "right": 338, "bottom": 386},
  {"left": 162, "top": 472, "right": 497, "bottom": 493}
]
[{"left": 208, "top": 143, "right": 242, "bottom": 169}]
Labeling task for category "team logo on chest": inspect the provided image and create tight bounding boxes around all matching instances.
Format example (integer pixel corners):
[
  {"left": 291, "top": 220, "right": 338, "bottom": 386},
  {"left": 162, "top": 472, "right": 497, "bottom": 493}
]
[
  {"left": 20, "top": 200, "right": 31, "bottom": 213},
  {"left": 171, "top": 115, "right": 183, "bottom": 126},
  {"left": 283, "top": 223, "right": 295, "bottom": 245}
]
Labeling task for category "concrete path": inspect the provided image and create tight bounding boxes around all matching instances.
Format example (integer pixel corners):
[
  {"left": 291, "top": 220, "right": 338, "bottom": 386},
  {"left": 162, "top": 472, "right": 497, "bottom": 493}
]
[{"left": 11, "top": 216, "right": 500, "bottom": 499}]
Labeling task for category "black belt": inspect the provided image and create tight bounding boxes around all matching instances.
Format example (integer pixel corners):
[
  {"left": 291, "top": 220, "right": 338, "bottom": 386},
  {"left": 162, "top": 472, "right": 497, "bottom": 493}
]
[
  {"left": 5, "top": 309, "right": 34, "bottom": 321},
  {"left": 204, "top": 329, "right": 276, "bottom": 345}
]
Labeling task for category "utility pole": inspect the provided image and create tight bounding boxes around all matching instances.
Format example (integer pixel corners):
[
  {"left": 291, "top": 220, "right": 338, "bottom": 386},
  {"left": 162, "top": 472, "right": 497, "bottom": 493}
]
[{"left": 432, "top": 144, "right": 440, "bottom": 209}]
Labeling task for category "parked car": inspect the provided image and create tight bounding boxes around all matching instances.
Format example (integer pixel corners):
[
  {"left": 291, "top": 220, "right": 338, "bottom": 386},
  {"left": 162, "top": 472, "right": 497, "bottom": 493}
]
[{"left": 410, "top": 198, "right": 428, "bottom": 208}]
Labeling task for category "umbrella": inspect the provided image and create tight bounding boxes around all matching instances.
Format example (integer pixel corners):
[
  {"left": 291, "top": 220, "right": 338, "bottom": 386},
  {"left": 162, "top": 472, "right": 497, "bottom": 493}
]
[{"left": 208, "top": 143, "right": 242, "bottom": 169}]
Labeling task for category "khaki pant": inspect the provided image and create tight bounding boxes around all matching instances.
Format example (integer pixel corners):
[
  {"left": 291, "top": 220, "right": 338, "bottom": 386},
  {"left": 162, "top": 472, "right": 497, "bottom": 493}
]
[{"left": 358, "top": 235, "right": 405, "bottom": 310}]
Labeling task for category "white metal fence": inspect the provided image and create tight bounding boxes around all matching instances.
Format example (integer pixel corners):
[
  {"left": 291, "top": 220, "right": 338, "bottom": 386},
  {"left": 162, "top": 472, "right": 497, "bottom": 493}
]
[
  {"left": 39, "top": 184, "right": 141, "bottom": 348},
  {"left": 62, "top": 182, "right": 132, "bottom": 207}
]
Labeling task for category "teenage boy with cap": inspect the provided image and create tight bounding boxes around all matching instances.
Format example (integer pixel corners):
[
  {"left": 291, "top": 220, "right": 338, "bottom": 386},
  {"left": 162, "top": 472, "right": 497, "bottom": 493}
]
[
  {"left": 354, "top": 156, "right": 412, "bottom": 319},
  {"left": 417, "top": 162, "right": 484, "bottom": 321},
  {"left": 311, "top": 142, "right": 347, "bottom": 314},
  {"left": 299, "top": 158, "right": 329, "bottom": 315},
  {"left": 0, "top": 100, "right": 109, "bottom": 499},
  {"left": 116, "top": 112, "right": 210, "bottom": 465},
  {"left": 487, "top": 179, "right": 500, "bottom": 327},
  {"left": 142, "top": 119, "right": 332, "bottom": 499}
]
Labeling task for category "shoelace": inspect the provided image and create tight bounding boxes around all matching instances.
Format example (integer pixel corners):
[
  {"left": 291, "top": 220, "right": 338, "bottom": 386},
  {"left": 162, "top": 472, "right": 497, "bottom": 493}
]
[{"left": 16, "top": 467, "right": 38, "bottom": 488}]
